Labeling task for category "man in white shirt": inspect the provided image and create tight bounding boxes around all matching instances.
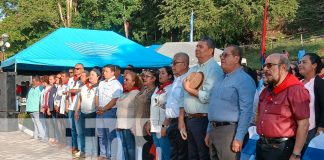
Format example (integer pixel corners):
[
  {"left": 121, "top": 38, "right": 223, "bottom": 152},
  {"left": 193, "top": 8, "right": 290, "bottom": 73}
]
[
  {"left": 66, "top": 63, "right": 83, "bottom": 154},
  {"left": 163, "top": 52, "right": 190, "bottom": 160},
  {"left": 95, "top": 65, "right": 123, "bottom": 160}
]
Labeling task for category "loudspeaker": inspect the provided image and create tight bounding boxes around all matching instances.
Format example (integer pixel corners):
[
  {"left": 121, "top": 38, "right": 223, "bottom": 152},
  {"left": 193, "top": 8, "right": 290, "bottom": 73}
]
[
  {"left": 0, "top": 111, "right": 19, "bottom": 132},
  {"left": 0, "top": 72, "right": 16, "bottom": 112}
]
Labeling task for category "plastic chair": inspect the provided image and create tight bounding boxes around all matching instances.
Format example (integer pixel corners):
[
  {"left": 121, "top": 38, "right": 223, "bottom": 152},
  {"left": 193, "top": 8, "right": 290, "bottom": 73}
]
[
  {"left": 303, "top": 133, "right": 324, "bottom": 160},
  {"left": 240, "top": 126, "right": 260, "bottom": 160}
]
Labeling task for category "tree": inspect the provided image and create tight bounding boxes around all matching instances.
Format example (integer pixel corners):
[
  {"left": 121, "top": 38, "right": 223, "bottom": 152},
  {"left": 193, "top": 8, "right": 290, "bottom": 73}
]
[
  {"left": 158, "top": 0, "right": 299, "bottom": 46},
  {"left": 0, "top": 0, "right": 60, "bottom": 57}
]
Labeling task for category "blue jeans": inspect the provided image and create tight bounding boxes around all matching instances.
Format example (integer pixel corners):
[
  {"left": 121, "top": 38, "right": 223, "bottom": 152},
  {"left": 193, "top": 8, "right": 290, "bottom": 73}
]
[
  {"left": 77, "top": 111, "right": 97, "bottom": 154},
  {"left": 68, "top": 110, "right": 79, "bottom": 149},
  {"left": 152, "top": 132, "right": 170, "bottom": 160},
  {"left": 97, "top": 108, "right": 117, "bottom": 158},
  {"left": 39, "top": 112, "right": 48, "bottom": 140},
  {"left": 118, "top": 129, "right": 135, "bottom": 160}
]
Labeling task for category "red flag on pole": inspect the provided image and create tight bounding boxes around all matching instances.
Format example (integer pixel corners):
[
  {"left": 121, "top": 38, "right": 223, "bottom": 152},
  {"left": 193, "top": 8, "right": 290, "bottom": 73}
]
[{"left": 260, "top": 0, "right": 269, "bottom": 67}]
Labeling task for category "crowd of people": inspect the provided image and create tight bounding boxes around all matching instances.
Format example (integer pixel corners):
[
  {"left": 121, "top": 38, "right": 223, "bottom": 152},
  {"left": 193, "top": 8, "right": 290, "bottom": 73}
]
[{"left": 24, "top": 36, "right": 324, "bottom": 160}]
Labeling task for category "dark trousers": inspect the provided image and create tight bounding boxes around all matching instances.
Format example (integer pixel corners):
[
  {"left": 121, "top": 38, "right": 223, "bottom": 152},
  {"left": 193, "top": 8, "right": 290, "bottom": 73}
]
[
  {"left": 167, "top": 120, "right": 188, "bottom": 160},
  {"left": 186, "top": 117, "right": 210, "bottom": 160},
  {"left": 256, "top": 138, "right": 295, "bottom": 160}
]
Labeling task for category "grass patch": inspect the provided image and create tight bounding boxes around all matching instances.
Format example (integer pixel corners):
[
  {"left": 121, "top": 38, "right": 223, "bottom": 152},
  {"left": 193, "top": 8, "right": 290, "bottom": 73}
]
[
  {"left": 18, "top": 113, "right": 34, "bottom": 131},
  {"left": 244, "top": 39, "right": 324, "bottom": 69}
]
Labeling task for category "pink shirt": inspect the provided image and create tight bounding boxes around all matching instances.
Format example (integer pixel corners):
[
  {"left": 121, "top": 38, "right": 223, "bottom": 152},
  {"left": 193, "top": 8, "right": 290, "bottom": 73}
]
[{"left": 303, "top": 78, "right": 316, "bottom": 130}]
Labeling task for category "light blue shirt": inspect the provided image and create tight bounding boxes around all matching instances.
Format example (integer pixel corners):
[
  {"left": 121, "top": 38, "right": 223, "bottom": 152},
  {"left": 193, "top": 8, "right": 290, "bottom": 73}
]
[
  {"left": 208, "top": 67, "right": 256, "bottom": 141},
  {"left": 26, "top": 86, "right": 43, "bottom": 112},
  {"left": 166, "top": 72, "right": 188, "bottom": 118},
  {"left": 184, "top": 58, "right": 223, "bottom": 114}
]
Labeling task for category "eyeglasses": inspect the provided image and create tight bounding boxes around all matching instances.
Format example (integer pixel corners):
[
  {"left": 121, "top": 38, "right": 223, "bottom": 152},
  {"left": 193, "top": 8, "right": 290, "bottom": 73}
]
[
  {"left": 75, "top": 68, "right": 83, "bottom": 70},
  {"left": 219, "top": 52, "right": 234, "bottom": 59},
  {"left": 263, "top": 63, "right": 280, "bottom": 69},
  {"left": 171, "top": 61, "right": 185, "bottom": 65},
  {"left": 143, "top": 75, "right": 154, "bottom": 78},
  {"left": 124, "top": 78, "right": 132, "bottom": 82}
]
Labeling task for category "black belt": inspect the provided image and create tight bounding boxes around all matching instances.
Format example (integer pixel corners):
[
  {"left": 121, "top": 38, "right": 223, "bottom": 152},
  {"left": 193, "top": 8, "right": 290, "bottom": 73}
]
[
  {"left": 169, "top": 118, "right": 178, "bottom": 124},
  {"left": 260, "top": 136, "right": 293, "bottom": 144},
  {"left": 188, "top": 113, "right": 208, "bottom": 119},
  {"left": 210, "top": 121, "right": 237, "bottom": 127}
]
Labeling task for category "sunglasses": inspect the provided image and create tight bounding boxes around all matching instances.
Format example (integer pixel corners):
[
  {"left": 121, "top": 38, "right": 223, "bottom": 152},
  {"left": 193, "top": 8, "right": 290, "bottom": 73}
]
[
  {"left": 75, "top": 68, "right": 83, "bottom": 70},
  {"left": 171, "top": 61, "right": 185, "bottom": 65},
  {"left": 263, "top": 63, "right": 280, "bottom": 69},
  {"left": 219, "top": 52, "right": 234, "bottom": 59}
]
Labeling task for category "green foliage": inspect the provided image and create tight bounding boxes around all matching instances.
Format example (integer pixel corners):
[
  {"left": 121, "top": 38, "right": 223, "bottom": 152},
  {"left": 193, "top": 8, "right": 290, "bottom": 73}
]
[
  {"left": 0, "top": 0, "right": 60, "bottom": 57},
  {"left": 0, "top": 0, "right": 321, "bottom": 62}
]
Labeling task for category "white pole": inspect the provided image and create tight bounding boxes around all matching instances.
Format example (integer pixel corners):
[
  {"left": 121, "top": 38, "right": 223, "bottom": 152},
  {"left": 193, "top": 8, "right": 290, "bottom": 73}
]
[
  {"left": 14, "top": 59, "right": 17, "bottom": 73},
  {"left": 190, "top": 11, "right": 194, "bottom": 42}
]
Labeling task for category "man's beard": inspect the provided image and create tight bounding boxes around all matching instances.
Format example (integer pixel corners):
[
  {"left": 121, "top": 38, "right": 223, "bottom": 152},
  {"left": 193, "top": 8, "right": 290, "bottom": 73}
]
[{"left": 267, "top": 73, "right": 281, "bottom": 91}]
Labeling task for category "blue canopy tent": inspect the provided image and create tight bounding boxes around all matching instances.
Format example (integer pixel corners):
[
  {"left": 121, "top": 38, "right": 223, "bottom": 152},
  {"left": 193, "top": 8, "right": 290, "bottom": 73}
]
[{"left": 1, "top": 28, "right": 171, "bottom": 72}]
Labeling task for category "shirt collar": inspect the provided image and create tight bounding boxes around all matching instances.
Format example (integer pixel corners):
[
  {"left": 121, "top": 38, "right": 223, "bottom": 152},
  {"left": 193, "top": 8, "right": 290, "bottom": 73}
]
[
  {"left": 105, "top": 76, "right": 116, "bottom": 82},
  {"left": 198, "top": 57, "right": 214, "bottom": 67},
  {"left": 224, "top": 66, "right": 242, "bottom": 77},
  {"left": 175, "top": 71, "right": 188, "bottom": 80}
]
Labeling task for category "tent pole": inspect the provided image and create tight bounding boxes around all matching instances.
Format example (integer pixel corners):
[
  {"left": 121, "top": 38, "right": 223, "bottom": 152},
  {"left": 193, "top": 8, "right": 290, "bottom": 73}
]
[{"left": 14, "top": 60, "right": 17, "bottom": 73}]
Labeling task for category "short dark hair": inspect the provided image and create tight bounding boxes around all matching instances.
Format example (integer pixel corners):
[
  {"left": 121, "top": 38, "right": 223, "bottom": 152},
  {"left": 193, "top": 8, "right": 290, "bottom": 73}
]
[
  {"left": 91, "top": 68, "right": 102, "bottom": 77},
  {"left": 304, "top": 53, "right": 322, "bottom": 74},
  {"left": 60, "top": 71, "right": 69, "bottom": 77},
  {"left": 32, "top": 75, "right": 41, "bottom": 81},
  {"left": 127, "top": 64, "right": 134, "bottom": 69},
  {"left": 160, "top": 66, "right": 174, "bottom": 82},
  {"left": 103, "top": 64, "right": 116, "bottom": 72},
  {"left": 114, "top": 65, "right": 121, "bottom": 71},
  {"left": 227, "top": 44, "right": 243, "bottom": 65},
  {"left": 200, "top": 36, "right": 216, "bottom": 49}
]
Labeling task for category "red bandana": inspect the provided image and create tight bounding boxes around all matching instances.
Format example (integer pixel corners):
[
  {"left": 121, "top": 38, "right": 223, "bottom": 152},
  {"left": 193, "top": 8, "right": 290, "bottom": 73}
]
[
  {"left": 85, "top": 82, "right": 94, "bottom": 90},
  {"left": 267, "top": 74, "right": 303, "bottom": 100},
  {"left": 156, "top": 81, "right": 172, "bottom": 94},
  {"left": 320, "top": 73, "right": 324, "bottom": 79},
  {"left": 124, "top": 86, "right": 140, "bottom": 93}
]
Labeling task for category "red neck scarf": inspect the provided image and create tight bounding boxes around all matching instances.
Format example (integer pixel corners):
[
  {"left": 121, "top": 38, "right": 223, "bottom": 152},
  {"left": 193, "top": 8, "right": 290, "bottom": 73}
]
[
  {"left": 272, "top": 74, "right": 303, "bottom": 94},
  {"left": 63, "top": 80, "right": 68, "bottom": 85},
  {"left": 124, "top": 86, "right": 140, "bottom": 93},
  {"left": 267, "top": 74, "right": 303, "bottom": 101},
  {"left": 320, "top": 73, "right": 324, "bottom": 79},
  {"left": 156, "top": 81, "right": 172, "bottom": 94}
]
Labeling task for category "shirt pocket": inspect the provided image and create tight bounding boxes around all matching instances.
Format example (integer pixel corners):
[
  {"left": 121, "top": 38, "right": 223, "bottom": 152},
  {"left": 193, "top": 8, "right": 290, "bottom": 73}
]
[
  {"left": 220, "top": 87, "right": 236, "bottom": 101},
  {"left": 267, "top": 96, "right": 290, "bottom": 116}
]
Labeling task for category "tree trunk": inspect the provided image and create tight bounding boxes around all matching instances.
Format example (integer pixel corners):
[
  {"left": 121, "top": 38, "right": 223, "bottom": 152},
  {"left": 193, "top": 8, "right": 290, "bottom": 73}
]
[{"left": 57, "top": 2, "right": 67, "bottom": 27}]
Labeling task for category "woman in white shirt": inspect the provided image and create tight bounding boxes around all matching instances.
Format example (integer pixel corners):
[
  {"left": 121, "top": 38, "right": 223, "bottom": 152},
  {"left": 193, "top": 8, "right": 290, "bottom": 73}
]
[
  {"left": 299, "top": 53, "right": 324, "bottom": 154},
  {"left": 150, "top": 66, "right": 174, "bottom": 160},
  {"left": 74, "top": 69, "right": 100, "bottom": 158},
  {"left": 116, "top": 71, "right": 142, "bottom": 160},
  {"left": 40, "top": 75, "right": 52, "bottom": 142}
]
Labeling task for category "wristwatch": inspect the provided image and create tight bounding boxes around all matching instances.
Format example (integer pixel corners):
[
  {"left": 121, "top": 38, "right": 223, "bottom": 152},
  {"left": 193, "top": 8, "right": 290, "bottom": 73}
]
[
  {"left": 162, "top": 124, "right": 169, "bottom": 128},
  {"left": 292, "top": 153, "right": 301, "bottom": 159}
]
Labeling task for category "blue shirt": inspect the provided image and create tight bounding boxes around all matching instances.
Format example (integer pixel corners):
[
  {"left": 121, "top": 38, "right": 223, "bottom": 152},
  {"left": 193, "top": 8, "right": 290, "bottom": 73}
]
[
  {"left": 208, "top": 67, "right": 256, "bottom": 141},
  {"left": 184, "top": 58, "right": 223, "bottom": 114},
  {"left": 117, "top": 75, "right": 124, "bottom": 85}
]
